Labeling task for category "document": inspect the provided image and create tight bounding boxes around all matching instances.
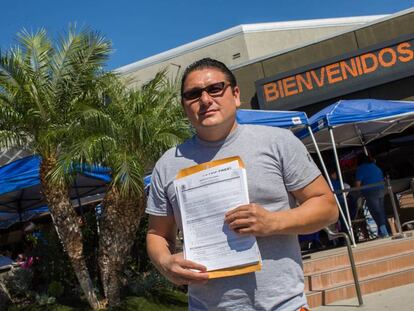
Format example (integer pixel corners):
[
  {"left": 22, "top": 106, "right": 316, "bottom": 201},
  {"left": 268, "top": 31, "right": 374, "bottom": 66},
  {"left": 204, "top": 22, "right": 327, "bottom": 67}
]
[{"left": 174, "top": 158, "right": 261, "bottom": 278}]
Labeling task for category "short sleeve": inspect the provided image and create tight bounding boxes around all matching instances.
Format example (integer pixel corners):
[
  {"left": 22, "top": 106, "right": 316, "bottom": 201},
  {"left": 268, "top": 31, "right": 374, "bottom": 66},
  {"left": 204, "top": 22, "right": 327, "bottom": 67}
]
[
  {"left": 278, "top": 131, "right": 321, "bottom": 192},
  {"left": 145, "top": 161, "right": 174, "bottom": 216},
  {"left": 355, "top": 166, "right": 363, "bottom": 183}
]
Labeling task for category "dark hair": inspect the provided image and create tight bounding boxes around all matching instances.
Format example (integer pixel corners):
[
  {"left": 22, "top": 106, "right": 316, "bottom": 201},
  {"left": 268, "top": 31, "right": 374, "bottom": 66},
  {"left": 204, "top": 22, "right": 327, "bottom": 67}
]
[
  {"left": 358, "top": 153, "right": 373, "bottom": 165},
  {"left": 328, "top": 166, "right": 337, "bottom": 176},
  {"left": 181, "top": 58, "right": 237, "bottom": 95}
]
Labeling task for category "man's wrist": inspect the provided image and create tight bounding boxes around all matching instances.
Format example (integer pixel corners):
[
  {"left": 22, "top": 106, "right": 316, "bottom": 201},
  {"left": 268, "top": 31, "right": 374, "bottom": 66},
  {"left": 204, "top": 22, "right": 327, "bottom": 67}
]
[{"left": 268, "top": 210, "right": 293, "bottom": 235}]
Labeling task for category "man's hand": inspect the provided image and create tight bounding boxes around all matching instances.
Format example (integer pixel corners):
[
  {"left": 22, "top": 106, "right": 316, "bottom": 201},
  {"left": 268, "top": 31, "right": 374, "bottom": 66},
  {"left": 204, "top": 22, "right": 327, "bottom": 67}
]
[
  {"left": 225, "top": 203, "right": 274, "bottom": 236},
  {"left": 224, "top": 176, "right": 338, "bottom": 236},
  {"left": 158, "top": 252, "right": 209, "bottom": 286},
  {"left": 147, "top": 215, "right": 209, "bottom": 286}
]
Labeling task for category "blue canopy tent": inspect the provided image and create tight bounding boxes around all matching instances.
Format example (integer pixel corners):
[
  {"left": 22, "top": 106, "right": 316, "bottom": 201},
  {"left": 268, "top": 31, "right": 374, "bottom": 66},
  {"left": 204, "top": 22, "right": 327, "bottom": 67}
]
[
  {"left": 299, "top": 99, "right": 414, "bottom": 243},
  {"left": 0, "top": 155, "right": 111, "bottom": 229},
  {"left": 300, "top": 99, "right": 414, "bottom": 152},
  {"left": 236, "top": 109, "right": 308, "bottom": 131}
]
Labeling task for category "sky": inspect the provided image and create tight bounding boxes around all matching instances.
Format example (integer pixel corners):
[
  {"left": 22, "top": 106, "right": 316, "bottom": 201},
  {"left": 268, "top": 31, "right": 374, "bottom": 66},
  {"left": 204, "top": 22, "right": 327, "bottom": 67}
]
[{"left": 1, "top": 0, "right": 414, "bottom": 70}]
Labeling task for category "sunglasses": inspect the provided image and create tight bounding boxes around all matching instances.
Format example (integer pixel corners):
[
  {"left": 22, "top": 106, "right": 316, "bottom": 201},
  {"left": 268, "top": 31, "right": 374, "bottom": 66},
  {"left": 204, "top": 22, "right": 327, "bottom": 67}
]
[{"left": 182, "top": 81, "right": 231, "bottom": 101}]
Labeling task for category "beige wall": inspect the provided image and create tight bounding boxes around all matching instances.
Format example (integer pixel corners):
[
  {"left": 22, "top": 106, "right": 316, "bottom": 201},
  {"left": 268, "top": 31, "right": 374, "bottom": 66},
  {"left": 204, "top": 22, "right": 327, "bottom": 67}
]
[
  {"left": 120, "top": 22, "right": 370, "bottom": 90},
  {"left": 238, "top": 12, "right": 414, "bottom": 106},
  {"left": 121, "top": 33, "right": 249, "bottom": 89},
  {"left": 243, "top": 25, "right": 359, "bottom": 60},
  {"left": 119, "top": 12, "right": 414, "bottom": 107},
  {"left": 355, "top": 12, "right": 414, "bottom": 48}
]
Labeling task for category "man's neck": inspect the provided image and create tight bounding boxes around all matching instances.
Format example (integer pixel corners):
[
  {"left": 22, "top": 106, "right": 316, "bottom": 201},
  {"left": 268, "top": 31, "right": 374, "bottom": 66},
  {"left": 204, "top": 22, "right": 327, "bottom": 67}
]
[{"left": 196, "top": 122, "right": 238, "bottom": 142}]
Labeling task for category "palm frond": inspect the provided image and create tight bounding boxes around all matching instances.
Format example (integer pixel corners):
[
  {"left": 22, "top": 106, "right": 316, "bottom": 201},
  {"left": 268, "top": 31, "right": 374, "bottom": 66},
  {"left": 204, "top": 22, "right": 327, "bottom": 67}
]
[
  {"left": 111, "top": 153, "right": 145, "bottom": 199},
  {"left": 0, "top": 48, "right": 27, "bottom": 92},
  {"left": 71, "top": 105, "right": 118, "bottom": 136},
  {"left": 0, "top": 130, "right": 29, "bottom": 149},
  {"left": 0, "top": 101, "right": 22, "bottom": 125}
]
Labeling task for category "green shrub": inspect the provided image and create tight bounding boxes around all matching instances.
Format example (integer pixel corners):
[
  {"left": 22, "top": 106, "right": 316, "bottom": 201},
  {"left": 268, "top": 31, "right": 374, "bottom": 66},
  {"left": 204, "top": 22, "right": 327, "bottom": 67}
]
[
  {"left": 126, "top": 269, "right": 176, "bottom": 298},
  {"left": 35, "top": 294, "right": 56, "bottom": 306},
  {"left": 30, "top": 226, "right": 77, "bottom": 294},
  {"left": 31, "top": 211, "right": 101, "bottom": 297},
  {"left": 47, "top": 281, "right": 64, "bottom": 298},
  {"left": 3, "top": 268, "right": 33, "bottom": 298}
]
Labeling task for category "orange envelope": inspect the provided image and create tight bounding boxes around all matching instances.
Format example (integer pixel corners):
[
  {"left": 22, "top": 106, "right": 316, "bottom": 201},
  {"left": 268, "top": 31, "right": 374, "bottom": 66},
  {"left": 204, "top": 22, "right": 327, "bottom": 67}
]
[{"left": 176, "top": 156, "right": 262, "bottom": 279}]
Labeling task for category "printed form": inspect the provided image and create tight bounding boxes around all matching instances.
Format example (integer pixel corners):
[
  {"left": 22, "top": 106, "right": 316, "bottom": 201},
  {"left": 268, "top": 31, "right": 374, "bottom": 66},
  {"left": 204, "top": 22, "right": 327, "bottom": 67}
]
[{"left": 174, "top": 160, "right": 261, "bottom": 272}]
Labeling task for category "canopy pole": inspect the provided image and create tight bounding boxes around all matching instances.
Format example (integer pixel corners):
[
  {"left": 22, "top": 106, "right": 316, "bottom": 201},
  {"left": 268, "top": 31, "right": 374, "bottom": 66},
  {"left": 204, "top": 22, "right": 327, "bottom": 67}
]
[
  {"left": 307, "top": 127, "right": 353, "bottom": 238},
  {"left": 329, "top": 128, "right": 357, "bottom": 246},
  {"left": 353, "top": 124, "right": 368, "bottom": 156}
]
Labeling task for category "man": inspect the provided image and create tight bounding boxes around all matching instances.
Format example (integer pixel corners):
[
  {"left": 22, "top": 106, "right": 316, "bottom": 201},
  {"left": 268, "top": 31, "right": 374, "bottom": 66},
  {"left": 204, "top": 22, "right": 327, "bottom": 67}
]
[
  {"left": 355, "top": 153, "right": 389, "bottom": 238},
  {"left": 146, "top": 58, "right": 337, "bottom": 311}
]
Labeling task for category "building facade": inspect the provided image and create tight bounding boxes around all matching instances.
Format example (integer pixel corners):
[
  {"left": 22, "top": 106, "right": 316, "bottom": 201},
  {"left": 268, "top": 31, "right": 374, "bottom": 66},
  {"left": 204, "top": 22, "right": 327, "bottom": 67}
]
[
  {"left": 117, "top": 14, "right": 385, "bottom": 104},
  {"left": 117, "top": 8, "right": 414, "bottom": 116}
]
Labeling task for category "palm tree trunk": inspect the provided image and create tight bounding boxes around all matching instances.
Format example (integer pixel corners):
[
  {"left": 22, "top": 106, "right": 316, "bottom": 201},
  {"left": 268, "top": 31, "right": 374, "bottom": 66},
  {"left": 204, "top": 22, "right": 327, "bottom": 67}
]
[
  {"left": 99, "top": 186, "right": 145, "bottom": 306},
  {"left": 40, "top": 156, "right": 103, "bottom": 310}
]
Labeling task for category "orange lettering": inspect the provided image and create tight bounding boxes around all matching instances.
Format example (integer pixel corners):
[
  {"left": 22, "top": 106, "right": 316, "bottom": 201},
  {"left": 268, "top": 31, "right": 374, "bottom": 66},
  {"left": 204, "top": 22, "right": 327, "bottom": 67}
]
[
  {"left": 397, "top": 42, "right": 413, "bottom": 62},
  {"left": 378, "top": 47, "right": 397, "bottom": 67},
  {"left": 277, "top": 80, "right": 285, "bottom": 97},
  {"left": 264, "top": 83, "right": 279, "bottom": 102},
  {"left": 355, "top": 56, "right": 363, "bottom": 75},
  {"left": 340, "top": 58, "right": 359, "bottom": 79},
  {"left": 326, "top": 63, "right": 343, "bottom": 84},
  {"left": 361, "top": 53, "right": 378, "bottom": 73},
  {"left": 310, "top": 68, "right": 325, "bottom": 87},
  {"left": 282, "top": 76, "right": 298, "bottom": 96},
  {"left": 296, "top": 72, "right": 313, "bottom": 92}
]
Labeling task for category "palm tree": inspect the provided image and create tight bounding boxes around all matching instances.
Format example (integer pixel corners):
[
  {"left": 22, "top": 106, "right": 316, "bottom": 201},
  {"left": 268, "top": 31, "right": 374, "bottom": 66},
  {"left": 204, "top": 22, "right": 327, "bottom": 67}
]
[
  {"left": 61, "top": 71, "right": 191, "bottom": 306},
  {"left": 0, "top": 27, "right": 112, "bottom": 309}
]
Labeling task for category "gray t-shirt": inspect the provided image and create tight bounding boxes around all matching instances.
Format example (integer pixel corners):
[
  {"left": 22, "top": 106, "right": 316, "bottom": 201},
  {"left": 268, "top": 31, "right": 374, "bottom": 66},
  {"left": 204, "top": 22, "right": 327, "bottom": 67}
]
[{"left": 146, "top": 124, "right": 320, "bottom": 311}]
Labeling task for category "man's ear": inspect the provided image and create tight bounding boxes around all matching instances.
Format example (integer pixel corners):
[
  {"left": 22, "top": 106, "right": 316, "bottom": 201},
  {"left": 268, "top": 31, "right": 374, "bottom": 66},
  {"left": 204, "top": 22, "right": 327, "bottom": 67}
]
[{"left": 232, "top": 86, "right": 241, "bottom": 108}]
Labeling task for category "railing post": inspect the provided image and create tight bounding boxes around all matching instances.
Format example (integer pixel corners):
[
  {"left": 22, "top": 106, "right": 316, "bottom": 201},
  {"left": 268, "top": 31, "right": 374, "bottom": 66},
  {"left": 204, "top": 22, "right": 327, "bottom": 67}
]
[
  {"left": 323, "top": 227, "right": 363, "bottom": 306},
  {"left": 385, "top": 175, "right": 403, "bottom": 237}
]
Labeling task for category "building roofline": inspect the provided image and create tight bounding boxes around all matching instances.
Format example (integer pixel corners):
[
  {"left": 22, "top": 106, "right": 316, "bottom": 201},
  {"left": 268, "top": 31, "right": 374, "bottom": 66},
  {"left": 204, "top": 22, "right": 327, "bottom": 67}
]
[
  {"left": 115, "top": 15, "right": 387, "bottom": 74},
  {"left": 230, "top": 7, "right": 414, "bottom": 71}
]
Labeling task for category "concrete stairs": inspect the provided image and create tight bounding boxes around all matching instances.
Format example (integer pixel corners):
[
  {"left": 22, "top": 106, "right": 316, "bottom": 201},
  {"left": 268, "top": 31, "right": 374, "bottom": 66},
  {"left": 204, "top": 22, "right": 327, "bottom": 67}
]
[{"left": 303, "top": 232, "right": 414, "bottom": 308}]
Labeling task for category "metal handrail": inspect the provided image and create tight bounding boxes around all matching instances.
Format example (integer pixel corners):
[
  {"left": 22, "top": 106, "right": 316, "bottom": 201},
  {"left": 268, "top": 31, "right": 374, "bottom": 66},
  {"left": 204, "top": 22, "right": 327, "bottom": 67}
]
[
  {"left": 402, "top": 220, "right": 414, "bottom": 230},
  {"left": 332, "top": 181, "right": 384, "bottom": 194},
  {"left": 323, "top": 227, "right": 364, "bottom": 306},
  {"left": 332, "top": 177, "right": 404, "bottom": 237}
]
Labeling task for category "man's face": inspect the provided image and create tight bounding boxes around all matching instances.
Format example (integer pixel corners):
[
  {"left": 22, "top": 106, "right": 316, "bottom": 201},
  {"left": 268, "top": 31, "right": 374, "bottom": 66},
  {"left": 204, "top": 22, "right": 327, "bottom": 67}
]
[{"left": 181, "top": 68, "right": 241, "bottom": 136}]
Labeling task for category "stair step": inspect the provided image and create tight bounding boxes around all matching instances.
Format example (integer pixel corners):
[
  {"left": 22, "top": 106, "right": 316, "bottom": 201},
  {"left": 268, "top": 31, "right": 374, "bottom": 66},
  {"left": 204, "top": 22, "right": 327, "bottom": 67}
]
[
  {"left": 306, "top": 267, "right": 414, "bottom": 308},
  {"left": 303, "top": 237, "right": 414, "bottom": 274},
  {"left": 309, "top": 251, "right": 414, "bottom": 290},
  {"left": 306, "top": 290, "right": 322, "bottom": 308}
]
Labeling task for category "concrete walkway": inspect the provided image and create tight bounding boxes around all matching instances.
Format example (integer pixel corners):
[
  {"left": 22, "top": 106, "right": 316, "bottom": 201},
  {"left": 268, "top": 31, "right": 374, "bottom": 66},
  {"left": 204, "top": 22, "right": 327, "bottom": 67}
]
[{"left": 312, "top": 283, "right": 414, "bottom": 311}]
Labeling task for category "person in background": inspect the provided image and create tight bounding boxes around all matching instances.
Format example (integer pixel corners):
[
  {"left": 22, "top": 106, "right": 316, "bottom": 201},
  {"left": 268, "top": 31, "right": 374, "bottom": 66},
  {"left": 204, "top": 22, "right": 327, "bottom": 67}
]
[{"left": 355, "top": 153, "right": 390, "bottom": 238}]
